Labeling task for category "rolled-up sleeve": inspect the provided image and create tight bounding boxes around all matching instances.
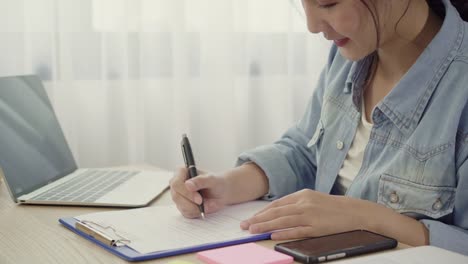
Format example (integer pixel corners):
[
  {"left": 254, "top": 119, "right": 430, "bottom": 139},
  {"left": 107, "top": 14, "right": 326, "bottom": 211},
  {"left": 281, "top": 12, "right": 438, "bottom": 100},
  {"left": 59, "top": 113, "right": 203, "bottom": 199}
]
[
  {"left": 421, "top": 146, "right": 468, "bottom": 255},
  {"left": 236, "top": 124, "right": 319, "bottom": 200},
  {"left": 420, "top": 220, "right": 468, "bottom": 255},
  {"left": 235, "top": 47, "right": 337, "bottom": 200}
]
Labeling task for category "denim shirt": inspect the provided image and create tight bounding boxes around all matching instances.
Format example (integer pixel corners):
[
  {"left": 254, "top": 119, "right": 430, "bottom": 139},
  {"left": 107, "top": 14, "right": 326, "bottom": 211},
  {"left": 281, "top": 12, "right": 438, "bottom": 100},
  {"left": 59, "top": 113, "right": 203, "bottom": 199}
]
[{"left": 237, "top": 0, "right": 468, "bottom": 255}]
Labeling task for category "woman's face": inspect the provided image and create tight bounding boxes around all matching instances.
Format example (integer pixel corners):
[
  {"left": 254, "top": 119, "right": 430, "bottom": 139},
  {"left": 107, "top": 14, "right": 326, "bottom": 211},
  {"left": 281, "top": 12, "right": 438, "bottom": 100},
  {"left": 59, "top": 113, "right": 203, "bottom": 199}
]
[{"left": 301, "top": 0, "right": 385, "bottom": 61}]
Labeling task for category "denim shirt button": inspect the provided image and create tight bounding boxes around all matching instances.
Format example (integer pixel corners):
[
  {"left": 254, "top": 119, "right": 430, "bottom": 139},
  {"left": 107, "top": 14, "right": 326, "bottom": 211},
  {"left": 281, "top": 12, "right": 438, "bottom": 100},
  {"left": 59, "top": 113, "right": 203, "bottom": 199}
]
[
  {"left": 432, "top": 199, "right": 443, "bottom": 211},
  {"left": 336, "top": 140, "right": 344, "bottom": 150},
  {"left": 390, "top": 192, "right": 399, "bottom": 203}
]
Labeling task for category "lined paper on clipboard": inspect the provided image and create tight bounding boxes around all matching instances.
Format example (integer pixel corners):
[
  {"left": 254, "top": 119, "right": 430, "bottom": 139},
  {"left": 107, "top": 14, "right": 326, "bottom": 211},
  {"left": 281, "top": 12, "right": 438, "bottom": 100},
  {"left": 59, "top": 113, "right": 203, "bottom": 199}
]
[{"left": 72, "top": 200, "right": 270, "bottom": 254}]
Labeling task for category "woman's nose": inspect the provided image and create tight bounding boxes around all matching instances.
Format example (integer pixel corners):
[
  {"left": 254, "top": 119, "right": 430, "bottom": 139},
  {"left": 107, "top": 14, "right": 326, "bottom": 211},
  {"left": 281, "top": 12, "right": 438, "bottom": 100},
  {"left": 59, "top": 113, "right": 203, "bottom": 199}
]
[
  {"left": 308, "top": 21, "right": 323, "bottom": 34},
  {"left": 302, "top": 4, "right": 325, "bottom": 34},
  {"left": 307, "top": 17, "right": 327, "bottom": 34}
]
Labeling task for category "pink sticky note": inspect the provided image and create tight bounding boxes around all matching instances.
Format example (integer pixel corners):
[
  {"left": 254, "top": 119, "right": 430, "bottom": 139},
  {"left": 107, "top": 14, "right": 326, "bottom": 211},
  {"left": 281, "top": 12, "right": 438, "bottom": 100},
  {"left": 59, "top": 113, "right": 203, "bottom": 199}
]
[{"left": 196, "top": 243, "right": 293, "bottom": 264}]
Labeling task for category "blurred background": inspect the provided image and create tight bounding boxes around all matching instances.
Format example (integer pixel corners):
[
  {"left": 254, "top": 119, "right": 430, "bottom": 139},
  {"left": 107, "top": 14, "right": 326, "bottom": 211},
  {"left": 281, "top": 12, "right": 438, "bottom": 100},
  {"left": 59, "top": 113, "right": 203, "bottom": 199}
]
[{"left": 0, "top": 0, "right": 330, "bottom": 172}]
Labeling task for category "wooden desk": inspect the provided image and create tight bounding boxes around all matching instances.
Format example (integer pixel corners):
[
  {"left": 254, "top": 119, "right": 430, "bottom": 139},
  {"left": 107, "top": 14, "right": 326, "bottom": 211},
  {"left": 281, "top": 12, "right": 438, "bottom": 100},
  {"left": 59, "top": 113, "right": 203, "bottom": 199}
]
[{"left": 0, "top": 167, "right": 408, "bottom": 263}]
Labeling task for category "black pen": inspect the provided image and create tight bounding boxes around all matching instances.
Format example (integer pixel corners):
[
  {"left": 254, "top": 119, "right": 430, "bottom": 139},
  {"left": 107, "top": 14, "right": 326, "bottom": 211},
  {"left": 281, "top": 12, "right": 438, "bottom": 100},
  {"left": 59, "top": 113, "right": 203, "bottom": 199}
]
[{"left": 181, "top": 134, "right": 206, "bottom": 219}]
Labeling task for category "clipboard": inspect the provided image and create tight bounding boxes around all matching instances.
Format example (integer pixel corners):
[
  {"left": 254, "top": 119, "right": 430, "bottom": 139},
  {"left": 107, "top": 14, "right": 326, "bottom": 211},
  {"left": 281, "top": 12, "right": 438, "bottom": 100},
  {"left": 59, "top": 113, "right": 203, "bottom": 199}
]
[{"left": 59, "top": 217, "right": 272, "bottom": 262}]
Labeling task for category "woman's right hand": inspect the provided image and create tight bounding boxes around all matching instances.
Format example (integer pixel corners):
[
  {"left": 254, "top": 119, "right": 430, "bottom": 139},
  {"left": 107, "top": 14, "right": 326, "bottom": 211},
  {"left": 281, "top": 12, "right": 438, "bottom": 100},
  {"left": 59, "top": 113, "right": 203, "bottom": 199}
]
[{"left": 169, "top": 167, "right": 229, "bottom": 218}]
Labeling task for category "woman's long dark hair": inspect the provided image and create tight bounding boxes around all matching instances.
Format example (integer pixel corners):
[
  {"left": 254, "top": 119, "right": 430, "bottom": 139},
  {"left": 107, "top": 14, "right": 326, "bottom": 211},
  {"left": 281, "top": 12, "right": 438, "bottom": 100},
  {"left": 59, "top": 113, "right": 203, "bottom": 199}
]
[
  {"left": 361, "top": 0, "right": 467, "bottom": 93},
  {"left": 427, "top": 0, "right": 468, "bottom": 21}
]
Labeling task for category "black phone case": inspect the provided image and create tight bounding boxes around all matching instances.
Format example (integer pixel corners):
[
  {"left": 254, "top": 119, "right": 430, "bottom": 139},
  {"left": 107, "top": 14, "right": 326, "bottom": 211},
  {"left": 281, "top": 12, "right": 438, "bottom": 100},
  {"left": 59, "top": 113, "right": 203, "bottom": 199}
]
[{"left": 274, "top": 230, "right": 398, "bottom": 263}]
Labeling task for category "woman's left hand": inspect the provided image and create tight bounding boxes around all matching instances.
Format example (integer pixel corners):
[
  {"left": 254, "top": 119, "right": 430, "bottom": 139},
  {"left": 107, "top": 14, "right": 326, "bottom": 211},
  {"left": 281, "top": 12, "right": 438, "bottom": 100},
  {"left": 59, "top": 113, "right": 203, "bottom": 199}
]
[{"left": 240, "top": 189, "right": 375, "bottom": 240}]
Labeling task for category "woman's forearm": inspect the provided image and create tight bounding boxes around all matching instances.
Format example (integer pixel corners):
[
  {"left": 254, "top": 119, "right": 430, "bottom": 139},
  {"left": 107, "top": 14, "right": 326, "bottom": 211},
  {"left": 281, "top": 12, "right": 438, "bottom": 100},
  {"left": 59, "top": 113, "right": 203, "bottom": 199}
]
[
  {"left": 222, "top": 164, "right": 430, "bottom": 246},
  {"left": 362, "top": 200, "right": 429, "bottom": 246},
  {"left": 223, "top": 162, "right": 269, "bottom": 205}
]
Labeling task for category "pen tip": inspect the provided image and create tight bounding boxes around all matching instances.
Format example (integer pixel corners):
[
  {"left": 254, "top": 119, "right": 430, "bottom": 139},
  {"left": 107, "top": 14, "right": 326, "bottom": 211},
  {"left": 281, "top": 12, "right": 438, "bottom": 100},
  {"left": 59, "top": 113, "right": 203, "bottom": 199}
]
[{"left": 201, "top": 212, "right": 206, "bottom": 219}]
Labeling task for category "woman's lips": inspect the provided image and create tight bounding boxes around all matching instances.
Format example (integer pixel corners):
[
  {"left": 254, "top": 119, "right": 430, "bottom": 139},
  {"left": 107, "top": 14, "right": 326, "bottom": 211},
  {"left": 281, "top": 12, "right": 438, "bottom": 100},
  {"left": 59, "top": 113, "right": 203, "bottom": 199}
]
[{"left": 334, "top": 38, "right": 350, "bottom": 47}]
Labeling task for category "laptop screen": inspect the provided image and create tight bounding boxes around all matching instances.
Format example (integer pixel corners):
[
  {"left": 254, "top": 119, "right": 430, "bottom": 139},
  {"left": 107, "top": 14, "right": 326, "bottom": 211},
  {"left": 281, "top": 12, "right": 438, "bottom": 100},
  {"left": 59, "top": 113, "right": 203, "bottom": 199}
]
[{"left": 0, "top": 75, "right": 77, "bottom": 201}]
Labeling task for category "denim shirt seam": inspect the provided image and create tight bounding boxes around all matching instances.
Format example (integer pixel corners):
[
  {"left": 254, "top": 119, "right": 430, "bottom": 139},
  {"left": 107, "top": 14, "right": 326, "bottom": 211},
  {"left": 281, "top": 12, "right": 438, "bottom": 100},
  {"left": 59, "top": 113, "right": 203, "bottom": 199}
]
[
  {"left": 453, "top": 55, "right": 468, "bottom": 64},
  {"left": 370, "top": 133, "right": 452, "bottom": 161},
  {"left": 351, "top": 54, "right": 374, "bottom": 85},
  {"left": 378, "top": 102, "right": 407, "bottom": 128},
  {"left": 455, "top": 131, "right": 468, "bottom": 166},
  {"left": 381, "top": 173, "right": 457, "bottom": 190},
  {"left": 325, "top": 94, "right": 359, "bottom": 121},
  {"left": 392, "top": 208, "right": 449, "bottom": 217},
  {"left": 455, "top": 130, "right": 468, "bottom": 155},
  {"left": 406, "top": 57, "right": 455, "bottom": 132}
]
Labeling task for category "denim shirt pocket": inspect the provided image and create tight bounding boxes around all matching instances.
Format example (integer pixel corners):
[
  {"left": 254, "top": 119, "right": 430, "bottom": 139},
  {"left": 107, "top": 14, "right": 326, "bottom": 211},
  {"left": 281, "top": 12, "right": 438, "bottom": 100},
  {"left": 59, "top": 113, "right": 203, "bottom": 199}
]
[
  {"left": 377, "top": 174, "right": 456, "bottom": 219},
  {"left": 307, "top": 120, "right": 324, "bottom": 148}
]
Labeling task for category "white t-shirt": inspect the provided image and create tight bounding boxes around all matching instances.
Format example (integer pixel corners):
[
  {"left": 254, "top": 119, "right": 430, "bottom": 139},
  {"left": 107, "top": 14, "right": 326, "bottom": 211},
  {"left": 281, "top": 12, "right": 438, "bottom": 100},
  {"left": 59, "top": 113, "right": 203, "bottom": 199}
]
[{"left": 335, "top": 103, "right": 373, "bottom": 195}]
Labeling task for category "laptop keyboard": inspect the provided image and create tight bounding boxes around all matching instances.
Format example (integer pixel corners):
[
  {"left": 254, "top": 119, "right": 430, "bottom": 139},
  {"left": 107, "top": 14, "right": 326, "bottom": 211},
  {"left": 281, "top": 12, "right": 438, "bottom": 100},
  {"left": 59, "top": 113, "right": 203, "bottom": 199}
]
[{"left": 31, "top": 170, "right": 139, "bottom": 203}]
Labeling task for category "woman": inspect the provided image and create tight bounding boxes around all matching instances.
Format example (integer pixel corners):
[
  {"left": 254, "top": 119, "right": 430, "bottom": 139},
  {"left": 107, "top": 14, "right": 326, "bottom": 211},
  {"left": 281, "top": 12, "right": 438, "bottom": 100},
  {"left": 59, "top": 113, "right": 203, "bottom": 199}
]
[{"left": 169, "top": 0, "right": 468, "bottom": 255}]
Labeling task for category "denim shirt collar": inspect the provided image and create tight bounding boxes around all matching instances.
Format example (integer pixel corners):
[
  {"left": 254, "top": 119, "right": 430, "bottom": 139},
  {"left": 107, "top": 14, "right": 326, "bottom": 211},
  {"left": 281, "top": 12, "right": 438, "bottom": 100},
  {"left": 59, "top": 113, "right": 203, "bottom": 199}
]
[
  {"left": 344, "top": 54, "right": 375, "bottom": 109},
  {"left": 345, "top": 0, "right": 465, "bottom": 136}
]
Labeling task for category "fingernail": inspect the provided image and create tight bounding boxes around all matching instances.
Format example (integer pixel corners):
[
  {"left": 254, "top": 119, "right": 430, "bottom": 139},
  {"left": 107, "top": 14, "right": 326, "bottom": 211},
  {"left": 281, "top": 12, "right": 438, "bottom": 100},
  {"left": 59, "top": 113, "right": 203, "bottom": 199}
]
[
  {"left": 249, "top": 225, "right": 258, "bottom": 233},
  {"left": 194, "top": 195, "right": 202, "bottom": 205},
  {"left": 240, "top": 220, "right": 250, "bottom": 230}
]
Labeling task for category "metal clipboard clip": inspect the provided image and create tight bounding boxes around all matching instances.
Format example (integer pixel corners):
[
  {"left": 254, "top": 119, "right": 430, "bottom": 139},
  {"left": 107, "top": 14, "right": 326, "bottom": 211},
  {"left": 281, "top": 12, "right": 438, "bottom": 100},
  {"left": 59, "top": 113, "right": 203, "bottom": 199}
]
[{"left": 75, "top": 220, "right": 131, "bottom": 247}]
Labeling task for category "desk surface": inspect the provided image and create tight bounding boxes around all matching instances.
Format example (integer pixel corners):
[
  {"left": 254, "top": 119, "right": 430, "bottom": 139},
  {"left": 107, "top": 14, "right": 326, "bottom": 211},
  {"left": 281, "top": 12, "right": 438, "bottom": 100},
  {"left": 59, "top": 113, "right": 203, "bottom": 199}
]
[{"left": 0, "top": 166, "right": 408, "bottom": 263}]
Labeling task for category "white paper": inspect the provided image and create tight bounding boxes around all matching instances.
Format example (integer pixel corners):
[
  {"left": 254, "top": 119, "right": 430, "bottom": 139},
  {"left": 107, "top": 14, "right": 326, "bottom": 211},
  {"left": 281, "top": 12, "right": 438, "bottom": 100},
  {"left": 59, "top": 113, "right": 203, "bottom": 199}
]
[
  {"left": 75, "top": 200, "right": 269, "bottom": 254},
  {"left": 332, "top": 246, "right": 468, "bottom": 264}
]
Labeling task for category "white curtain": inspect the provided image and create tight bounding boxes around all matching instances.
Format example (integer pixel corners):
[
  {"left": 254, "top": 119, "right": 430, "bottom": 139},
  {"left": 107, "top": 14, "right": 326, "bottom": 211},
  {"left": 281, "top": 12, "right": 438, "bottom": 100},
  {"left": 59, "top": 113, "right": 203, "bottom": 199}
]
[{"left": 0, "top": 0, "right": 330, "bottom": 172}]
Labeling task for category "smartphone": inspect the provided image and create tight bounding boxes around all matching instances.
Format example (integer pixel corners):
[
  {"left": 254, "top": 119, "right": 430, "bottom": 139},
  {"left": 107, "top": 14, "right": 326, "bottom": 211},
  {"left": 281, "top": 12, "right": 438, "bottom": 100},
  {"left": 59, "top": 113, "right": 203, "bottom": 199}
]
[{"left": 274, "top": 230, "right": 397, "bottom": 263}]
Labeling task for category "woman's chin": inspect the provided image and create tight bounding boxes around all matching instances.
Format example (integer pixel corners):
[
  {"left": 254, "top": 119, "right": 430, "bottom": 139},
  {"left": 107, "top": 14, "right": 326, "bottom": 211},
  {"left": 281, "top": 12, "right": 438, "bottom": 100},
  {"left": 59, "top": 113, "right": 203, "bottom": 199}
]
[{"left": 338, "top": 48, "right": 370, "bottom": 62}]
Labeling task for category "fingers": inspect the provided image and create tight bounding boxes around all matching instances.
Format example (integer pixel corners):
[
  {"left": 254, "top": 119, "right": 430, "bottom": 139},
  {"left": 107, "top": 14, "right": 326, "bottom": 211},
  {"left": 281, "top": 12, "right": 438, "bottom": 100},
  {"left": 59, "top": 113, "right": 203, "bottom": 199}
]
[
  {"left": 248, "top": 215, "right": 306, "bottom": 234},
  {"left": 184, "top": 181, "right": 203, "bottom": 204},
  {"left": 170, "top": 167, "right": 198, "bottom": 202},
  {"left": 240, "top": 204, "right": 303, "bottom": 231},
  {"left": 170, "top": 167, "right": 203, "bottom": 218},
  {"left": 270, "top": 226, "right": 316, "bottom": 240},
  {"left": 172, "top": 191, "right": 204, "bottom": 219},
  {"left": 203, "top": 199, "right": 225, "bottom": 214},
  {"left": 185, "top": 174, "right": 216, "bottom": 193},
  {"left": 252, "top": 191, "right": 304, "bottom": 216},
  {"left": 170, "top": 167, "right": 222, "bottom": 218}
]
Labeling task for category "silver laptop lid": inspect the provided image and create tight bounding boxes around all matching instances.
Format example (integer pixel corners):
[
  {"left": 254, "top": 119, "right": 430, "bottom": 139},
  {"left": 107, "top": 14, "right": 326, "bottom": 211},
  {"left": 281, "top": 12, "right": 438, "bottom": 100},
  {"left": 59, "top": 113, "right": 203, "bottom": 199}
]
[{"left": 0, "top": 75, "right": 77, "bottom": 202}]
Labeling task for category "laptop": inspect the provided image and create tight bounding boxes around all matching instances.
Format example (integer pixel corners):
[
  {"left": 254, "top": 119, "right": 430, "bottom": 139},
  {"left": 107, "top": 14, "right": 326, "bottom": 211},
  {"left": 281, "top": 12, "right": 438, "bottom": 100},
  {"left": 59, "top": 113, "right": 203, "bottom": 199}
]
[{"left": 0, "top": 75, "right": 172, "bottom": 207}]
